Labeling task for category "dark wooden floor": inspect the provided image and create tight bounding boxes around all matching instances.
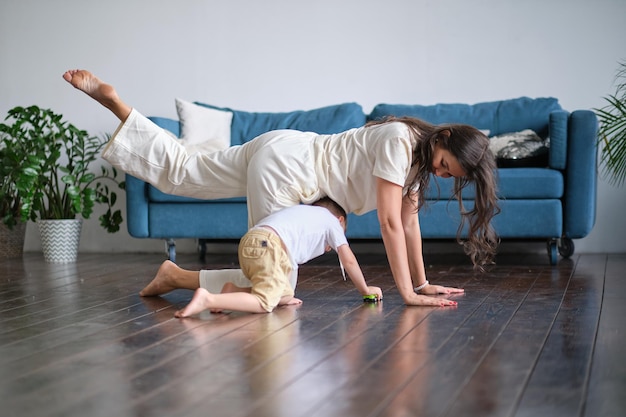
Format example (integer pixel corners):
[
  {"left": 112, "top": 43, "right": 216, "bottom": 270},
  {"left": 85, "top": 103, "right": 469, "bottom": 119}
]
[{"left": 0, "top": 249, "right": 624, "bottom": 417}]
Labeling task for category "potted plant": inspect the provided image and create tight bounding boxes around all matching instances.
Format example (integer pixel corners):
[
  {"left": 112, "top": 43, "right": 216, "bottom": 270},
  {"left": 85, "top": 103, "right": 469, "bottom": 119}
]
[
  {"left": 0, "top": 120, "right": 41, "bottom": 258},
  {"left": 595, "top": 60, "right": 626, "bottom": 186},
  {"left": 0, "top": 105, "right": 125, "bottom": 262}
]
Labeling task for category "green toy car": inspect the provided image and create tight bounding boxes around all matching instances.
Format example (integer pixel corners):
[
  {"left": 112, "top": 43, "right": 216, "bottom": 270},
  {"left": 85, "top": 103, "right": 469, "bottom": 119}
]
[{"left": 363, "top": 294, "right": 379, "bottom": 303}]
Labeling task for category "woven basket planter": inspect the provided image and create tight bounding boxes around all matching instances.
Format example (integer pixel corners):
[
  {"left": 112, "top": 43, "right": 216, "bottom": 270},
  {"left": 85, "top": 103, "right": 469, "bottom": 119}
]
[
  {"left": 37, "top": 219, "right": 83, "bottom": 263},
  {"left": 0, "top": 222, "right": 27, "bottom": 259}
]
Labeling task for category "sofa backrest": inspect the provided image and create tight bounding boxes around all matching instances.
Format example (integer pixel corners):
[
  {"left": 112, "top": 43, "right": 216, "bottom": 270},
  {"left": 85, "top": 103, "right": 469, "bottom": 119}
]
[
  {"left": 150, "top": 97, "right": 567, "bottom": 174},
  {"left": 368, "top": 97, "right": 562, "bottom": 137},
  {"left": 195, "top": 102, "right": 367, "bottom": 146}
]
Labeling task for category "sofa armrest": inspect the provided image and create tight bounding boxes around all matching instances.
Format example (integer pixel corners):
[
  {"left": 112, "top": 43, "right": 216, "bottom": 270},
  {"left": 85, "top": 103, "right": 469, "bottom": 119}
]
[
  {"left": 549, "top": 110, "right": 569, "bottom": 169},
  {"left": 563, "top": 110, "right": 599, "bottom": 238},
  {"left": 125, "top": 174, "right": 150, "bottom": 237}
]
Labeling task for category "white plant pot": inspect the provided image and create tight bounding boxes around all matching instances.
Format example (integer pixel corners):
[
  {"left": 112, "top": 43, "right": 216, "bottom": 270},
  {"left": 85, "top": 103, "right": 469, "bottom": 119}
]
[{"left": 37, "top": 219, "right": 83, "bottom": 263}]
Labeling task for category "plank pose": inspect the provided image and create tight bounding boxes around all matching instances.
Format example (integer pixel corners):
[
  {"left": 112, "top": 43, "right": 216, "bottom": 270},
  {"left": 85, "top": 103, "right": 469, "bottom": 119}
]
[{"left": 63, "top": 69, "right": 499, "bottom": 307}]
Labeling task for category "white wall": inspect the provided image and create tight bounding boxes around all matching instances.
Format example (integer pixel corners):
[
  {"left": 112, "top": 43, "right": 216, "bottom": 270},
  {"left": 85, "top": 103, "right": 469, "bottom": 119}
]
[{"left": 1, "top": 0, "right": 625, "bottom": 255}]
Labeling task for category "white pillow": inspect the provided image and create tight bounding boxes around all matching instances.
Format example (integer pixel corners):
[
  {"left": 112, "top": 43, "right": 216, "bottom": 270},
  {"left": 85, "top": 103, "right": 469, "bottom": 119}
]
[{"left": 175, "top": 98, "right": 233, "bottom": 153}]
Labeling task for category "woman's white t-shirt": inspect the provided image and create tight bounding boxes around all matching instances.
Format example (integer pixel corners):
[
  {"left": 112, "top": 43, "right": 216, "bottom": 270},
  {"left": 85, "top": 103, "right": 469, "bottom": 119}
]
[{"left": 312, "top": 122, "right": 417, "bottom": 215}]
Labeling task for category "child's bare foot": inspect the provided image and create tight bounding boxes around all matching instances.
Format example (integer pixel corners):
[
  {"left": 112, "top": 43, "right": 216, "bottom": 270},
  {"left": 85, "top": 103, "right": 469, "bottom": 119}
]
[
  {"left": 175, "top": 288, "right": 213, "bottom": 318},
  {"left": 281, "top": 297, "right": 303, "bottom": 306},
  {"left": 62, "top": 69, "right": 131, "bottom": 121},
  {"left": 139, "top": 260, "right": 181, "bottom": 296}
]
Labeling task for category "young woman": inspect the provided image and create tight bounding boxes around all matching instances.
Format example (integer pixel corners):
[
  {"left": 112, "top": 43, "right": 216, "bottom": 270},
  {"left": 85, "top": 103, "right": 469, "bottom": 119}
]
[{"left": 63, "top": 69, "right": 499, "bottom": 307}]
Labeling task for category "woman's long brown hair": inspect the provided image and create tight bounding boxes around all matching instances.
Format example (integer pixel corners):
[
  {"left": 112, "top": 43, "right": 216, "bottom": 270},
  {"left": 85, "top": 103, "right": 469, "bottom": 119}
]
[{"left": 367, "top": 116, "right": 500, "bottom": 270}]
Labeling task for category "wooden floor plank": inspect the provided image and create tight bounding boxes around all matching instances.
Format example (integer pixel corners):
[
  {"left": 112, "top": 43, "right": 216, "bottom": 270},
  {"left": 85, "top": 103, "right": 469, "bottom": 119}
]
[
  {"left": 256, "top": 268, "right": 499, "bottom": 417},
  {"left": 513, "top": 254, "right": 606, "bottom": 417},
  {"left": 134, "top": 299, "right": 377, "bottom": 417},
  {"left": 15, "top": 266, "right": 347, "bottom": 417},
  {"left": 583, "top": 254, "right": 626, "bottom": 417},
  {"left": 360, "top": 270, "right": 542, "bottom": 417},
  {"left": 443, "top": 265, "right": 574, "bottom": 417},
  {"left": 0, "top": 252, "right": 623, "bottom": 417}
]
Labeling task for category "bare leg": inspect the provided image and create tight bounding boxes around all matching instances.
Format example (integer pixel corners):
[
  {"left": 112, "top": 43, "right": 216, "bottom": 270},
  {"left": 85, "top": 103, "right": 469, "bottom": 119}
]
[
  {"left": 221, "top": 282, "right": 250, "bottom": 294},
  {"left": 216, "top": 284, "right": 302, "bottom": 307},
  {"left": 62, "top": 69, "right": 132, "bottom": 122},
  {"left": 209, "top": 282, "right": 252, "bottom": 313},
  {"left": 175, "top": 288, "right": 267, "bottom": 317},
  {"left": 139, "top": 260, "right": 200, "bottom": 296}
]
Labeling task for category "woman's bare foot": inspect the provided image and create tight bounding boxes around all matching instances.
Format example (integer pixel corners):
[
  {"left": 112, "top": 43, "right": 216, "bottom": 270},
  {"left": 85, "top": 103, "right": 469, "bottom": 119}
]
[
  {"left": 175, "top": 288, "right": 213, "bottom": 318},
  {"left": 140, "top": 260, "right": 192, "bottom": 296},
  {"left": 62, "top": 69, "right": 132, "bottom": 121}
]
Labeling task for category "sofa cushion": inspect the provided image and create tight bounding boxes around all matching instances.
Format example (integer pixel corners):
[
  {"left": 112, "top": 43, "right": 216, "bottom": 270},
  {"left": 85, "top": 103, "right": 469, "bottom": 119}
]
[
  {"left": 175, "top": 98, "right": 232, "bottom": 153},
  {"left": 148, "top": 185, "right": 246, "bottom": 204},
  {"left": 149, "top": 202, "right": 249, "bottom": 239},
  {"left": 424, "top": 168, "right": 563, "bottom": 200},
  {"left": 368, "top": 97, "right": 562, "bottom": 137},
  {"left": 489, "top": 129, "right": 549, "bottom": 168},
  {"left": 195, "top": 102, "right": 367, "bottom": 145},
  {"left": 415, "top": 199, "right": 563, "bottom": 238},
  {"left": 345, "top": 198, "right": 563, "bottom": 239},
  {"left": 147, "top": 167, "right": 562, "bottom": 204}
]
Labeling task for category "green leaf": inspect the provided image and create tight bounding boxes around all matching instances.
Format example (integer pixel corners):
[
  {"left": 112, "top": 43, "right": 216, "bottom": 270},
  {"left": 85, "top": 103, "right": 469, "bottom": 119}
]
[
  {"left": 61, "top": 175, "right": 76, "bottom": 185},
  {"left": 21, "top": 167, "right": 39, "bottom": 177},
  {"left": 595, "top": 60, "right": 626, "bottom": 187},
  {"left": 80, "top": 173, "right": 96, "bottom": 183},
  {"left": 66, "top": 185, "right": 80, "bottom": 197}
]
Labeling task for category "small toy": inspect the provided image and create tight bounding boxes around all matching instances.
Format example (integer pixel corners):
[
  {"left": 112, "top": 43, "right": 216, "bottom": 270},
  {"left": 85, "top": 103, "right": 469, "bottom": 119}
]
[{"left": 363, "top": 294, "right": 379, "bottom": 303}]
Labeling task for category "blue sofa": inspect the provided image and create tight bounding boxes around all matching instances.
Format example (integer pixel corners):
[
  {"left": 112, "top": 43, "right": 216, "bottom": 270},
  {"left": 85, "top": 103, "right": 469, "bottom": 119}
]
[{"left": 124, "top": 97, "right": 598, "bottom": 264}]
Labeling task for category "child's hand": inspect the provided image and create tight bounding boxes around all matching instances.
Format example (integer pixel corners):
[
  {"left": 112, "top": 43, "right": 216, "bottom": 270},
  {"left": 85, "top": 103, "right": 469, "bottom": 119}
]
[{"left": 364, "top": 286, "right": 383, "bottom": 301}]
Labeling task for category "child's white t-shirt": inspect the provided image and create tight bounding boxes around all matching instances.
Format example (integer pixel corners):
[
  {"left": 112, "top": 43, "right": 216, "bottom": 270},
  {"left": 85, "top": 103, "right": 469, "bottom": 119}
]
[{"left": 255, "top": 204, "right": 348, "bottom": 272}]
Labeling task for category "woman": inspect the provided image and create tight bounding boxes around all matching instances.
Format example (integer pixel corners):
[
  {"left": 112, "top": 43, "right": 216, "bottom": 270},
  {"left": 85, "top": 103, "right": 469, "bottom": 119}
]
[{"left": 63, "top": 69, "right": 498, "bottom": 307}]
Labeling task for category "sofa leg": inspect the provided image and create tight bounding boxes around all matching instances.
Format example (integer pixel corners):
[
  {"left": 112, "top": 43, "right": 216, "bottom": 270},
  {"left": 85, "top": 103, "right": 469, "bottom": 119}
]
[
  {"left": 547, "top": 239, "right": 558, "bottom": 265},
  {"left": 198, "top": 239, "right": 207, "bottom": 262},
  {"left": 165, "top": 239, "right": 176, "bottom": 263},
  {"left": 558, "top": 238, "right": 575, "bottom": 258}
]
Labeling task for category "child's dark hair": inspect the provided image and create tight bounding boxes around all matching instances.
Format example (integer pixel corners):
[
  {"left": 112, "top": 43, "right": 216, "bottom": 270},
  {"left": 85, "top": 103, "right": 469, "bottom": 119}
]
[{"left": 312, "top": 197, "right": 347, "bottom": 227}]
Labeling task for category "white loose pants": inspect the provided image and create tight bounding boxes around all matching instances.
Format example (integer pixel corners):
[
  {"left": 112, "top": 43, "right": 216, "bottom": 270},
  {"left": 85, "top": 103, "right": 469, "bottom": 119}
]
[
  {"left": 103, "top": 109, "right": 322, "bottom": 227},
  {"left": 199, "top": 269, "right": 252, "bottom": 293}
]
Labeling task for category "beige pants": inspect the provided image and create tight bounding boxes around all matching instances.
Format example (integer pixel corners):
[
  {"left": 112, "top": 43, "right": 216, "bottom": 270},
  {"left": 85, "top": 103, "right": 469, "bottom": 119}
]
[
  {"left": 238, "top": 228, "right": 293, "bottom": 312},
  {"left": 198, "top": 229, "right": 295, "bottom": 312}
]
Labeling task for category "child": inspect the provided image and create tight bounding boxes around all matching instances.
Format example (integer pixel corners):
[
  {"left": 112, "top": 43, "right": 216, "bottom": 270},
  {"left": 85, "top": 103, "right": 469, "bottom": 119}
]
[{"left": 139, "top": 197, "right": 383, "bottom": 317}]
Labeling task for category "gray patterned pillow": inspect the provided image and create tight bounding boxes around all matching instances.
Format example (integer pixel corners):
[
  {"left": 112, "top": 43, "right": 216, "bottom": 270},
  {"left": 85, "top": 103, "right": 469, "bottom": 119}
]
[{"left": 489, "top": 129, "right": 549, "bottom": 167}]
